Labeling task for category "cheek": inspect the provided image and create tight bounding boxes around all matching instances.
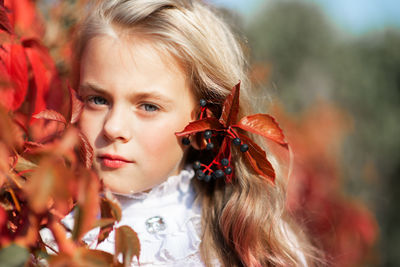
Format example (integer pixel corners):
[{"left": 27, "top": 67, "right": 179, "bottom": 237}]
[
  {"left": 139, "top": 118, "right": 184, "bottom": 159},
  {"left": 78, "top": 111, "right": 103, "bottom": 147}
]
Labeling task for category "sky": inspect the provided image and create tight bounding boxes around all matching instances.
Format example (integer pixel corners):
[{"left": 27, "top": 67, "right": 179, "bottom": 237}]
[{"left": 209, "top": 0, "right": 400, "bottom": 34}]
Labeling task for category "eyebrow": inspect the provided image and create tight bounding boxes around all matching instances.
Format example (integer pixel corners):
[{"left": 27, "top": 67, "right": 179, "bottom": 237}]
[
  {"left": 79, "top": 82, "right": 174, "bottom": 105},
  {"left": 79, "top": 83, "right": 108, "bottom": 96}
]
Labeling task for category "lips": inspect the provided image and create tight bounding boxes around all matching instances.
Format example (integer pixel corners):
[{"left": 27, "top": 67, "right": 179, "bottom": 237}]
[{"left": 98, "top": 154, "right": 133, "bottom": 169}]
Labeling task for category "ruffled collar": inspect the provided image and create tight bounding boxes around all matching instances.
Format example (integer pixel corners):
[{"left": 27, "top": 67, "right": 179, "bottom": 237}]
[
  {"left": 89, "top": 167, "right": 204, "bottom": 266},
  {"left": 113, "top": 167, "right": 194, "bottom": 201}
]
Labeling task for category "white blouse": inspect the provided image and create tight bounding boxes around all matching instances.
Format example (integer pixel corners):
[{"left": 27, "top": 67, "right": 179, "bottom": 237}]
[
  {"left": 41, "top": 168, "right": 307, "bottom": 266},
  {"left": 45, "top": 168, "right": 206, "bottom": 266}
]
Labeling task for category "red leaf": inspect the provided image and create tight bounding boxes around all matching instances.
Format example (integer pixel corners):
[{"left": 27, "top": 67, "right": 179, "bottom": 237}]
[
  {"left": 235, "top": 114, "right": 288, "bottom": 148},
  {"left": 4, "top": 0, "right": 44, "bottom": 39},
  {"left": 115, "top": 225, "right": 140, "bottom": 266},
  {"left": 22, "top": 38, "right": 64, "bottom": 115},
  {"left": 24, "top": 44, "right": 50, "bottom": 115},
  {"left": 0, "top": 5, "right": 13, "bottom": 34},
  {"left": 78, "top": 131, "right": 93, "bottom": 169},
  {"left": 220, "top": 82, "right": 240, "bottom": 127},
  {"left": 33, "top": 109, "right": 67, "bottom": 125},
  {"left": 0, "top": 43, "right": 28, "bottom": 110},
  {"left": 49, "top": 247, "right": 115, "bottom": 266},
  {"left": 72, "top": 169, "right": 100, "bottom": 241},
  {"left": 239, "top": 134, "right": 275, "bottom": 184},
  {"left": 69, "top": 85, "right": 83, "bottom": 124},
  {"left": 48, "top": 219, "right": 76, "bottom": 256},
  {"left": 97, "top": 195, "right": 122, "bottom": 245},
  {"left": 175, "top": 117, "right": 223, "bottom": 136}
]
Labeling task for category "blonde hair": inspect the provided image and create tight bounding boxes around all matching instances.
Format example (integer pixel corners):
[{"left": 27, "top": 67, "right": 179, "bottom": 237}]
[{"left": 74, "top": 0, "right": 321, "bottom": 266}]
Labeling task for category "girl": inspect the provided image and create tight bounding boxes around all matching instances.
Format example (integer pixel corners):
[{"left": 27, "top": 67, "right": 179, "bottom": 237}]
[{"left": 73, "top": 0, "right": 319, "bottom": 266}]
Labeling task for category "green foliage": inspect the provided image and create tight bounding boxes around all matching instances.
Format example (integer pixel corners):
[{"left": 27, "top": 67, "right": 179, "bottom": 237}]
[{"left": 0, "top": 244, "right": 29, "bottom": 267}]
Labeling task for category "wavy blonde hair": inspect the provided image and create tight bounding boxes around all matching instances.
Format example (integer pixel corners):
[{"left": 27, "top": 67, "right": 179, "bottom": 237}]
[{"left": 74, "top": 0, "right": 321, "bottom": 266}]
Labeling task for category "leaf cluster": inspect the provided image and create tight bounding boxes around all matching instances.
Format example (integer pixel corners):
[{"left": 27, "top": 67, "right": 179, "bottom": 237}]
[{"left": 0, "top": 1, "right": 140, "bottom": 266}]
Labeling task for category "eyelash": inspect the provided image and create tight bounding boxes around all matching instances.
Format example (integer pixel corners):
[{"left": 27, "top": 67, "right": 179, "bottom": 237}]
[
  {"left": 140, "top": 103, "right": 160, "bottom": 112},
  {"left": 85, "top": 96, "right": 160, "bottom": 113},
  {"left": 87, "top": 95, "right": 107, "bottom": 105}
]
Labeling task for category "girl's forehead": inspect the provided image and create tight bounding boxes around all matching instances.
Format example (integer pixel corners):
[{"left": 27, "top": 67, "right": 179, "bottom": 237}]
[{"left": 80, "top": 34, "right": 195, "bottom": 101}]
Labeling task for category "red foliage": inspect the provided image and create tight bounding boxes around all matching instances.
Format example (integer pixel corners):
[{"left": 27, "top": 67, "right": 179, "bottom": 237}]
[
  {"left": 0, "top": 0, "right": 66, "bottom": 121},
  {"left": 275, "top": 102, "right": 378, "bottom": 266},
  {"left": 0, "top": 1, "right": 140, "bottom": 265},
  {"left": 176, "top": 82, "right": 288, "bottom": 183}
]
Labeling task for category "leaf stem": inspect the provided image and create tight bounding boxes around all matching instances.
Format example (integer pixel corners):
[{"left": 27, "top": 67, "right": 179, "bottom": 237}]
[{"left": 8, "top": 187, "right": 21, "bottom": 212}]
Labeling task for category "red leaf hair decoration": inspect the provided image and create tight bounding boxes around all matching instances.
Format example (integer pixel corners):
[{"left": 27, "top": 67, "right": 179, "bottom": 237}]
[{"left": 176, "top": 82, "right": 288, "bottom": 184}]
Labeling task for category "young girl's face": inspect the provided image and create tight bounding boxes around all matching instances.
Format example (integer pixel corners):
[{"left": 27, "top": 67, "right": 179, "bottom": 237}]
[{"left": 78, "top": 35, "right": 197, "bottom": 194}]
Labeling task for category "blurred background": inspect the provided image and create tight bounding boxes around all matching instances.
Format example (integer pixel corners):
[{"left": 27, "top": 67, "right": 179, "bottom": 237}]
[
  {"left": 11, "top": 0, "right": 399, "bottom": 265},
  {"left": 207, "top": 0, "right": 399, "bottom": 266}
]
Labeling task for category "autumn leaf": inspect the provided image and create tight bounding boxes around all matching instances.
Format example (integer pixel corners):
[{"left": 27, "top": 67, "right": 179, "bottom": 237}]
[
  {"left": 24, "top": 158, "right": 72, "bottom": 214},
  {"left": 220, "top": 82, "right": 240, "bottom": 127},
  {"left": 115, "top": 225, "right": 140, "bottom": 266},
  {"left": 78, "top": 131, "right": 94, "bottom": 169},
  {"left": 13, "top": 154, "right": 37, "bottom": 177},
  {"left": 48, "top": 218, "right": 76, "bottom": 256},
  {"left": 175, "top": 117, "right": 223, "bottom": 137},
  {"left": 69, "top": 85, "right": 84, "bottom": 124},
  {"left": 0, "top": 43, "right": 28, "bottom": 111},
  {"left": 235, "top": 114, "right": 288, "bottom": 148},
  {"left": 0, "top": 4, "right": 13, "bottom": 34},
  {"left": 4, "top": 0, "right": 44, "bottom": 39},
  {"left": 33, "top": 109, "right": 67, "bottom": 125},
  {"left": 176, "top": 82, "right": 287, "bottom": 183},
  {"left": 72, "top": 169, "right": 100, "bottom": 241},
  {"left": 0, "top": 107, "right": 23, "bottom": 149},
  {"left": 49, "top": 247, "right": 117, "bottom": 267},
  {"left": 239, "top": 134, "right": 275, "bottom": 183},
  {"left": 97, "top": 195, "right": 122, "bottom": 245},
  {"left": 23, "top": 43, "right": 50, "bottom": 116}
]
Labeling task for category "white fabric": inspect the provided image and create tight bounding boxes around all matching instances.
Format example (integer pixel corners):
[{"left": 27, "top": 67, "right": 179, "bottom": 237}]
[
  {"left": 60, "top": 168, "right": 205, "bottom": 266},
  {"left": 40, "top": 168, "right": 307, "bottom": 266}
]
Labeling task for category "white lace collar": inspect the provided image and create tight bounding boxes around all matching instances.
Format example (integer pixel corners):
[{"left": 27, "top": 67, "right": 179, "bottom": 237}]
[
  {"left": 113, "top": 168, "right": 194, "bottom": 201},
  {"left": 82, "top": 168, "right": 205, "bottom": 266}
]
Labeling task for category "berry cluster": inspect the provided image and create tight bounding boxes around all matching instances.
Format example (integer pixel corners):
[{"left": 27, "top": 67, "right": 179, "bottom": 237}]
[
  {"left": 181, "top": 99, "right": 251, "bottom": 182},
  {"left": 176, "top": 82, "right": 288, "bottom": 184},
  {"left": 193, "top": 157, "right": 232, "bottom": 182}
]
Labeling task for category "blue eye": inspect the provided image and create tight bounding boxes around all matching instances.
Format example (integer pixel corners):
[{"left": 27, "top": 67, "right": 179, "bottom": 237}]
[
  {"left": 88, "top": 96, "right": 108, "bottom": 105},
  {"left": 142, "top": 103, "right": 159, "bottom": 112}
]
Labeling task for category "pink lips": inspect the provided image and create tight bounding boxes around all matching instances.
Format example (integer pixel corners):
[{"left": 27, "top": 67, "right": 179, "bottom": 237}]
[{"left": 98, "top": 154, "right": 133, "bottom": 168}]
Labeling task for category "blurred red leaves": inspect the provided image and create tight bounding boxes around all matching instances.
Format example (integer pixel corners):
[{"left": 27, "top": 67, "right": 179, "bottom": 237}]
[
  {"left": 275, "top": 102, "right": 378, "bottom": 266},
  {"left": 0, "top": 1, "right": 140, "bottom": 266},
  {"left": 0, "top": 0, "right": 66, "bottom": 120},
  {"left": 4, "top": 0, "right": 44, "bottom": 39},
  {"left": 0, "top": 43, "right": 28, "bottom": 111}
]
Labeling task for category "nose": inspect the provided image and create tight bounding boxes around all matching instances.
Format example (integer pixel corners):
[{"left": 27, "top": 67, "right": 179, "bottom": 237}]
[{"left": 103, "top": 105, "right": 132, "bottom": 143}]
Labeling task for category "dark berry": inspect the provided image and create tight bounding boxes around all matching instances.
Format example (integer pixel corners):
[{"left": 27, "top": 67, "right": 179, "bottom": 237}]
[
  {"left": 206, "top": 142, "right": 214, "bottom": 150},
  {"left": 204, "top": 130, "right": 212, "bottom": 139},
  {"left": 196, "top": 170, "right": 205, "bottom": 180},
  {"left": 214, "top": 169, "right": 224, "bottom": 178},
  {"left": 224, "top": 166, "right": 233, "bottom": 175},
  {"left": 182, "top": 137, "right": 190, "bottom": 145},
  {"left": 193, "top": 161, "right": 201, "bottom": 170},
  {"left": 199, "top": 99, "right": 207, "bottom": 107},
  {"left": 233, "top": 137, "right": 241, "bottom": 146},
  {"left": 204, "top": 175, "right": 212, "bottom": 182},
  {"left": 221, "top": 158, "right": 229, "bottom": 166},
  {"left": 240, "top": 144, "right": 249, "bottom": 152}
]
